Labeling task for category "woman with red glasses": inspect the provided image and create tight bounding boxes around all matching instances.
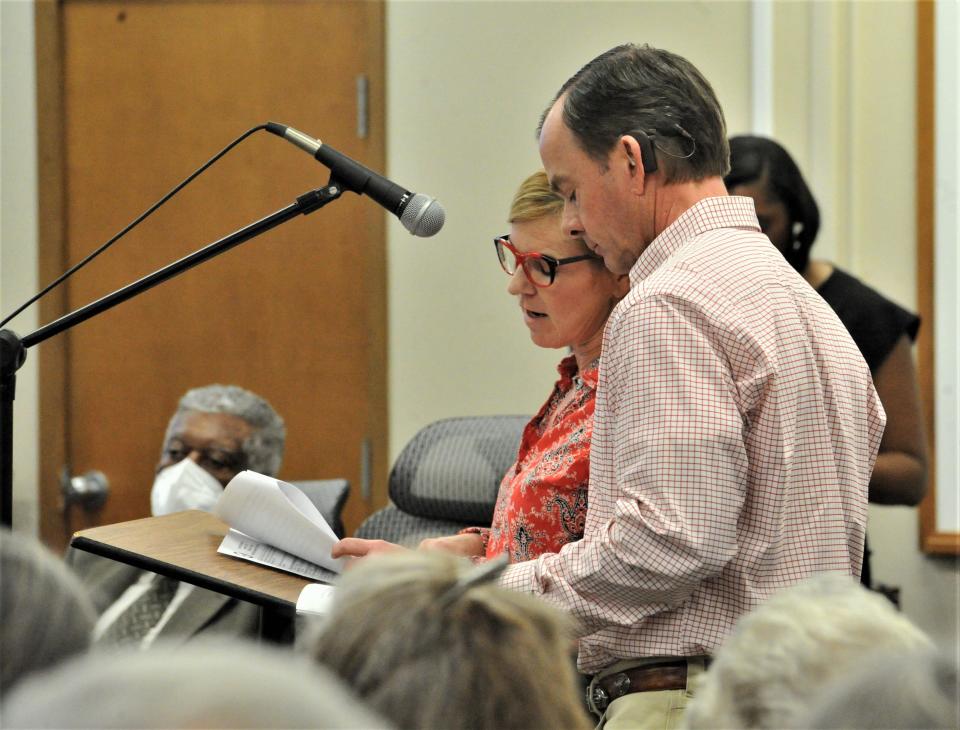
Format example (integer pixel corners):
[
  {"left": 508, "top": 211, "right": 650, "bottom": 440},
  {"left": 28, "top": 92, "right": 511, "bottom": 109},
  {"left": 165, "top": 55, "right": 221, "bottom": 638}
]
[{"left": 334, "top": 170, "right": 628, "bottom": 564}]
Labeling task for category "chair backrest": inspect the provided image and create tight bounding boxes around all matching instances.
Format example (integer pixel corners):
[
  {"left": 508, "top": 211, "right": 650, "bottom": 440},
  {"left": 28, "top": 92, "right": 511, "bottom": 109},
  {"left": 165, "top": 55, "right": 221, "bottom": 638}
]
[
  {"left": 290, "top": 479, "right": 350, "bottom": 539},
  {"left": 354, "top": 416, "right": 528, "bottom": 545}
]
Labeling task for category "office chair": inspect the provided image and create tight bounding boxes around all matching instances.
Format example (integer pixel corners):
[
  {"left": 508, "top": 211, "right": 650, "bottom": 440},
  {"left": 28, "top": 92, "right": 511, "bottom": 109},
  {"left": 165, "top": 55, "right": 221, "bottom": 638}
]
[{"left": 354, "top": 415, "right": 528, "bottom": 545}]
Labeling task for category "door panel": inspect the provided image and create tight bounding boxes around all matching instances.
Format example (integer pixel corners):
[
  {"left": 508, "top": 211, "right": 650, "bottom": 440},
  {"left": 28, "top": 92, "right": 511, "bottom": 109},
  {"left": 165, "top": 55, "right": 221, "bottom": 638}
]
[{"left": 37, "top": 0, "right": 387, "bottom": 550}]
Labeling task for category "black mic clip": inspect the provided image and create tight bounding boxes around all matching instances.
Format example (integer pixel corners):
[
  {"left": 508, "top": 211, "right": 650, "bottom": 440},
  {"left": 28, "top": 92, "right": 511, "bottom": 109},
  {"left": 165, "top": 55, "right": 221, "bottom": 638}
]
[{"left": 296, "top": 181, "right": 343, "bottom": 216}]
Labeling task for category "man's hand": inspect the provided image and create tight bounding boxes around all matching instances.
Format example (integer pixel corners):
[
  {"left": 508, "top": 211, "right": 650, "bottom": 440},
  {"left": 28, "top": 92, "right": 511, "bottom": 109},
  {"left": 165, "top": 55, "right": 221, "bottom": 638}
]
[
  {"left": 331, "top": 537, "right": 406, "bottom": 560},
  {"left": 418, "top": 533, "right": 485, "bottom": 559}
]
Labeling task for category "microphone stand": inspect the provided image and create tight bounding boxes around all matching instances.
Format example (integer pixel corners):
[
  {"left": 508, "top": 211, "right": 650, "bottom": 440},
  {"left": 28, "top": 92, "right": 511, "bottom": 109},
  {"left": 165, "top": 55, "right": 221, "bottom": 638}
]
[{"left": 0, "top": 181, "right": 343, "bottom": 526}]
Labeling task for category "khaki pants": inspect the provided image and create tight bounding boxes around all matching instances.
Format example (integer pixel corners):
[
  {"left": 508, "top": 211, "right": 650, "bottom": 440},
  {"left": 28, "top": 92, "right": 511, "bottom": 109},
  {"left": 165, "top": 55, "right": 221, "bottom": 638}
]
[{"left": 587, "top": 657, "right": 707, "bottom": 730}]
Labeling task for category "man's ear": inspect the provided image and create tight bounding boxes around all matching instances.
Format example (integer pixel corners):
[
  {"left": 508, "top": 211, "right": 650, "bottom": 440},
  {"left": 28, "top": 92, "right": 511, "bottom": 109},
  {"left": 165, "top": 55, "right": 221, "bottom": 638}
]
[{"left": 618, "top": 134, "right": 647, "bottom": 192}]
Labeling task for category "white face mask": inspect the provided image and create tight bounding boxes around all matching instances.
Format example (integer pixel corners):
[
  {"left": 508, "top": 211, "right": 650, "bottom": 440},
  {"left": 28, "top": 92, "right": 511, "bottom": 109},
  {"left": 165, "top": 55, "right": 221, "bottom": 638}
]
[{"left": 150, "top": 458, "right": 224, "bottom": 516}]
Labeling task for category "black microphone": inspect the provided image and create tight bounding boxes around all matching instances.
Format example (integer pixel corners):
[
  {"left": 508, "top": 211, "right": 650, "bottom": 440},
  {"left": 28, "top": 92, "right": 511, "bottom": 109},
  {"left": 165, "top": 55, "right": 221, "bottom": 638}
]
[{"left": 266, "top": 122, "right": 445, "bottom": 237}]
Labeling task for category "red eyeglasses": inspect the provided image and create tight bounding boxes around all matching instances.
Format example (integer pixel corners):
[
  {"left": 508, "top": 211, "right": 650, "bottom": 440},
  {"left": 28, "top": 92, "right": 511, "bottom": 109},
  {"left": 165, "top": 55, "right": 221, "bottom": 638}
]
[{"left": 494, "top": 235, "right": 601, "bottom": 287}]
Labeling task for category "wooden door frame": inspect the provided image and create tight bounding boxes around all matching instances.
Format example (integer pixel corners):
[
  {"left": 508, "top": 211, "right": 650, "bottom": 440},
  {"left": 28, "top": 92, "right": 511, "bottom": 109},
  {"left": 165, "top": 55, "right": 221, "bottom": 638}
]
[
  {"left": 916, "top": 0, "right": 959, "bottom": 555},
  {"left": 35, "top": 0, "right": 71, "bottom": 547},
  {"left": 33, "top": 0, "right": 389, "bottom": 547}
]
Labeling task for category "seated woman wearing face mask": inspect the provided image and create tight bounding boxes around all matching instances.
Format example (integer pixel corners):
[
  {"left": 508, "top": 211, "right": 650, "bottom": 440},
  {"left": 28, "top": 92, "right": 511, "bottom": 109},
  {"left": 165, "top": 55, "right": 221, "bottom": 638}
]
[
  {"left": 334, "top": 170, "right": 629, "bottom": 564},
  {"left": 66, "top": 384, "right": 285, "bottom": 647}
]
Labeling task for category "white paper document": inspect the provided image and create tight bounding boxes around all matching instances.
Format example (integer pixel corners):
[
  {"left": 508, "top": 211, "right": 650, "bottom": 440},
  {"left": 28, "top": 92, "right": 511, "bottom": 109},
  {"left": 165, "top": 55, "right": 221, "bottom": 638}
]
[
  {"left": 214, "top": 470, "right": 345, "bottom": 576},
  {"left": 218, "top": 528, "right": 339, "bottom": 582}
]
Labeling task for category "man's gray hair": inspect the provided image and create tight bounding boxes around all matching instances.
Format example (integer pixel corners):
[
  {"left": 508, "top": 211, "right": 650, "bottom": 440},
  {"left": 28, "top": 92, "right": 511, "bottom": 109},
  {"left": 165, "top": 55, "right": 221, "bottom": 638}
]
[{"left": 166, "top": 384, "right": 285, "bottom": 476}]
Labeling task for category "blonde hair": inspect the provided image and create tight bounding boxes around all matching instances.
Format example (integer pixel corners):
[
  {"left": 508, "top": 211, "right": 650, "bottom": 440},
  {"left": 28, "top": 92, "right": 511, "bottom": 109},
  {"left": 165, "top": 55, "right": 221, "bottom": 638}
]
[
  {"left": 509, "top": 169, "right": 564, "bottom": 223},
  {"left": 301, "top": 551, "right": 590, "bottom": 730}
]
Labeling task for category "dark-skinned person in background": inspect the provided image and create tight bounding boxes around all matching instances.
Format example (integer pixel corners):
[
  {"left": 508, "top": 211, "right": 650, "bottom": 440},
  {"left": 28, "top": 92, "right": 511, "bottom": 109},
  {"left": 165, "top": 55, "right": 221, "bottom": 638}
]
[{"left": 725, "top": 135, "right": 927, "bottom": 591}]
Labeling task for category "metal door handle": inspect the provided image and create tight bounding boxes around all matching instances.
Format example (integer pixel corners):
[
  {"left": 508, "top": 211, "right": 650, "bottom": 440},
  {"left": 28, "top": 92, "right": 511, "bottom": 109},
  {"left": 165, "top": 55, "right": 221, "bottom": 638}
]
[{"left": 60, "top": 468, "right": 109, "bottom": 510}]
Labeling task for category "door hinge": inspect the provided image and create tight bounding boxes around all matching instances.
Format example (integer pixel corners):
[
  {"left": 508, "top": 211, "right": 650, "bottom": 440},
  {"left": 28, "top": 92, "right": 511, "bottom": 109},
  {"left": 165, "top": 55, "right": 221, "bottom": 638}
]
[{"left": 356, "top": 74, "right": 369, "bottom": 139}]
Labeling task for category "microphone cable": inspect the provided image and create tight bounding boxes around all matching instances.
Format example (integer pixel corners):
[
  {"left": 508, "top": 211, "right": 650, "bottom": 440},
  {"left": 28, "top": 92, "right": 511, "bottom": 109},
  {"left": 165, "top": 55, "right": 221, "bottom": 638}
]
[{"left": 1, "top": 124, "right": 270, "bottom": 328}]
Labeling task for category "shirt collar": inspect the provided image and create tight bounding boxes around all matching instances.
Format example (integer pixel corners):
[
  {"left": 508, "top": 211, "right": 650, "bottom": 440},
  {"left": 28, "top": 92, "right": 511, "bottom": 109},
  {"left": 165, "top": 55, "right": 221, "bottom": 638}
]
[
  {"left": 630, "top": 196, "right": 760, "bottom": 286},
  {"left": 558, "top": 354, "right": 600, "bottom": 390}
]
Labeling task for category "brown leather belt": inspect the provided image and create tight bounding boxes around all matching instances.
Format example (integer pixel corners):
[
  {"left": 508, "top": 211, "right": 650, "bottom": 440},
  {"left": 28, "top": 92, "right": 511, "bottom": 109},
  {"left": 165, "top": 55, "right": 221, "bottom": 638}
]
[{"left": 588, "top": 660, "right": 691, "bottom": 713}]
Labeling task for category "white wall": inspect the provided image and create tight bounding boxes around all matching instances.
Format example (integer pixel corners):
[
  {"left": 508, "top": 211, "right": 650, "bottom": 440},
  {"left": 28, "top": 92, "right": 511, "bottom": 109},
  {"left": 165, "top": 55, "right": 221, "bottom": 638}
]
[
  {"left": 386, "top": 0, "right": 752, "bottom": 459},
  {"left": 0, "top": 0, "right": 40, "bottom": 534}
]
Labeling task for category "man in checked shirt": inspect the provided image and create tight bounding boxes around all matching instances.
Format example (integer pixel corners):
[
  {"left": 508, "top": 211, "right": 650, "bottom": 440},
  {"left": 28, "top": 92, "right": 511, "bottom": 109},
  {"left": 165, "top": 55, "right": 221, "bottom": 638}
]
[{"left": 498, "top": 44, "right": 885, "bottom": 729}]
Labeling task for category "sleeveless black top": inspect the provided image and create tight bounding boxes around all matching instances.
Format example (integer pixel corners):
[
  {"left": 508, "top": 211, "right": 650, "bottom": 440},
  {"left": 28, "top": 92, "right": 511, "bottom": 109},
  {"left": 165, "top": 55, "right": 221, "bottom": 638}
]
[{"left": 817, "top": 267, "right": 920, "bottom": 588}]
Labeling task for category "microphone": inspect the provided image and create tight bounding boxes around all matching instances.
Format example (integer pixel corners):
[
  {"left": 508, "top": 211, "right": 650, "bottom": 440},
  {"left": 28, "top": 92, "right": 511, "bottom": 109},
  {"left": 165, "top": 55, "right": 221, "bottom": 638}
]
[{"left": 266, "top": 122, "right": 445, "bottom": 237}]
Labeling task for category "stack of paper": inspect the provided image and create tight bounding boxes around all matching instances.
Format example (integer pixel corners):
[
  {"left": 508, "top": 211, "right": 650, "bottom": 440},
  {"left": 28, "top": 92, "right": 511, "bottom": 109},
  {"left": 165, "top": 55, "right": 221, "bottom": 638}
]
[{"left": 214, "top": 471, "right": 344, "bottom": 582}]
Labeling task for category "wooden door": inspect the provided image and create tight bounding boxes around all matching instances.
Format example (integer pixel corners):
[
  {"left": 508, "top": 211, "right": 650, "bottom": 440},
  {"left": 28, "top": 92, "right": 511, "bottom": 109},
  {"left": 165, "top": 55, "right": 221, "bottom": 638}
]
[{"left": 35, "top": 0, "right": 387, "bottom": 551}]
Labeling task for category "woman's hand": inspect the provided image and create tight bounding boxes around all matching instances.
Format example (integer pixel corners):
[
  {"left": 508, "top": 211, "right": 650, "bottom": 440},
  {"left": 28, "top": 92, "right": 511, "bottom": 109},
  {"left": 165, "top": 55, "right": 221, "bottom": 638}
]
[
  {"left": 418, "top": 533, "right": 485, "bottom": 559},
  {"left": 331, "top": 537, "right": 406, "bottom": 560}
]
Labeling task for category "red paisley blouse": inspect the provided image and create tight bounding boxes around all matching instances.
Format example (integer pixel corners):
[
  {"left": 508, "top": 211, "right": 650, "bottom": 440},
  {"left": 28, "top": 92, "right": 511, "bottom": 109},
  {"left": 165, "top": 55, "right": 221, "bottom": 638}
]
[{"left": 462, "top": 355, "right": 597, "bottom": 563}]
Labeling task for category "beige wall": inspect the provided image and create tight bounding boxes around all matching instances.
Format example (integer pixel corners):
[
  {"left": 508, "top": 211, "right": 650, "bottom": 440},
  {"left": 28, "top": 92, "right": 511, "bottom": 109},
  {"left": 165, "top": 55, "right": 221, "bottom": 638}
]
[{"left": 386, "top": 0, "right": 752, "bottom": 457}]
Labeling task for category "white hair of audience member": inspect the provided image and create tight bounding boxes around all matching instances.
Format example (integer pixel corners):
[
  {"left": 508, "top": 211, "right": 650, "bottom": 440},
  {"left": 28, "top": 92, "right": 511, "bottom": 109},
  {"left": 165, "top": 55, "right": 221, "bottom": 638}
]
[
  {"left": 0, "top": 527, "right": 97, "bottom": 696},
  {"left": 0, "top": 639, "right": 392, "bottom": 729},
  {"left": 797, "top": 648, "right": 959, "bottom": 729},
  {"left": 682, "top": 573, "right": 934, "bottom": 730}
]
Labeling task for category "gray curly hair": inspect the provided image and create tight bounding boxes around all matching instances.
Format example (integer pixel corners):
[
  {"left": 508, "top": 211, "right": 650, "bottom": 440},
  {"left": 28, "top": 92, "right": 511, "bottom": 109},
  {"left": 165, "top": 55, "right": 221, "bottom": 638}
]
[{"left": 166, "top": 384, "right": 286, "bottom": 476}]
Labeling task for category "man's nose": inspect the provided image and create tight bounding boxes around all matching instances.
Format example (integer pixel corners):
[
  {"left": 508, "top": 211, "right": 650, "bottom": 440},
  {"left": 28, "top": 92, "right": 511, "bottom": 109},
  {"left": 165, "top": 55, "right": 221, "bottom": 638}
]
[{"left": 562, "top": 204, "right": 584, "bottom": 239}]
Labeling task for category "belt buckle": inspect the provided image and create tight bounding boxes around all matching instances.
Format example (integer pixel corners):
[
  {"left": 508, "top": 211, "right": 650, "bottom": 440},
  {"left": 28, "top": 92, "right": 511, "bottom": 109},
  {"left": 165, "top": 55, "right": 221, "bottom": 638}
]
[
  {"left": 588, "top": 672, "right": 631, "bottom": 714},
  {"left": 588, "top": 683, "right": 610, "bottom": 714}
]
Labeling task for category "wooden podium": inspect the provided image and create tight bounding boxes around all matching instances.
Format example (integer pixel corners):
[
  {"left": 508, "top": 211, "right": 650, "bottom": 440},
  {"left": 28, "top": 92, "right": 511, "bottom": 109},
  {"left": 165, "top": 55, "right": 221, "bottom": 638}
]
[{"left": 70, "top": 510, "right": 315, "bottom": 639}]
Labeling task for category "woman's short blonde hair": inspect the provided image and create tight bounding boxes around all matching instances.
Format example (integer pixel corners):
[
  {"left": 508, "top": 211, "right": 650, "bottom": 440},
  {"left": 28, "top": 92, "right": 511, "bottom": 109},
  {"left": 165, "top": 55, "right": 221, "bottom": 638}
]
[
  {"left": 301, "top": 551, "right": 591, "bottom": 730},
  {"left": 509, "top": 169, "right": 564, "bottom": 223}
]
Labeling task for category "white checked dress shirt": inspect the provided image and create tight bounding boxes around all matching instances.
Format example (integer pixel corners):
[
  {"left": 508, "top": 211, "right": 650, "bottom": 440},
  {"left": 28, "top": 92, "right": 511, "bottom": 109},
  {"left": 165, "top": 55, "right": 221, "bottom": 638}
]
[{"left": 501, "top": 196, "right": 884, "bottom": 673}]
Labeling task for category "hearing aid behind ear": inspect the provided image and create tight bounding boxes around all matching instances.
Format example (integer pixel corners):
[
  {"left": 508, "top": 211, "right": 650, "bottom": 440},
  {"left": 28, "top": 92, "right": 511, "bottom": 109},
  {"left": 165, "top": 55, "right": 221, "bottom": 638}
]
[{"left": 632, "top": 130, "right": 659, "bottom": 174}]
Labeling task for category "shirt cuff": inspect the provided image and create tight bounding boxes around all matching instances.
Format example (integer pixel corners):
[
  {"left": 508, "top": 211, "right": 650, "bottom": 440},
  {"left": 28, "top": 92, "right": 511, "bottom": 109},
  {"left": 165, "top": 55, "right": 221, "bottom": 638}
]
[{"left": 500, "top": 557, "right": 539, "bottom": 595}]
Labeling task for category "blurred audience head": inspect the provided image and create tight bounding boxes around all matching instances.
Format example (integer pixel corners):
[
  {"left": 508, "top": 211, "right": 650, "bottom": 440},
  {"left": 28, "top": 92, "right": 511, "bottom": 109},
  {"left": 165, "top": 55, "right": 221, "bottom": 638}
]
[
  {"left": 683, "top": 573, "right": 934, "bottom": 730},
  {"left": 725, "top": 135, "right": 820, "bottom": 273},
  {"left": 0, "top": 639, "right": 390, "bottom": 729},
  {"left": 0, "top": 528, "right": 96, "bottom": 696},
  {"left": 797, "top": 648, "right": 959, "bottom": 729},
  {"left": 301, "top": 550, "right": 591, "bottom": 730}
]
